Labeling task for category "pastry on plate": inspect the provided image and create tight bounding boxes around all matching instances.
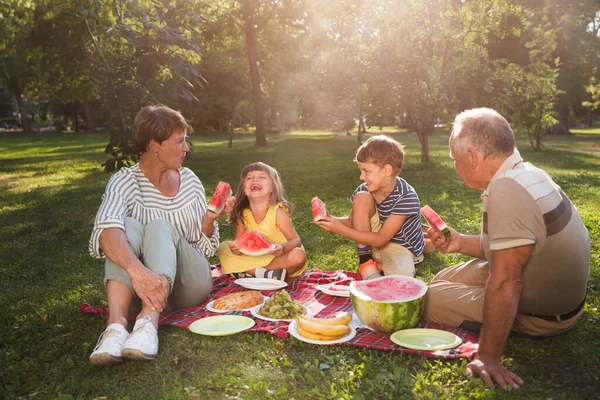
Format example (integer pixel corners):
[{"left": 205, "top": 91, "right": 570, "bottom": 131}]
[{"left": 212, "top": 290, "right": 264, "bottom": 310}]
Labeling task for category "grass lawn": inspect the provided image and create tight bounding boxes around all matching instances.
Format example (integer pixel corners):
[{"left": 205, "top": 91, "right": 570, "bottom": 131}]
[{"left": 0, "top": 127, "right": 599, "bottom": 399}]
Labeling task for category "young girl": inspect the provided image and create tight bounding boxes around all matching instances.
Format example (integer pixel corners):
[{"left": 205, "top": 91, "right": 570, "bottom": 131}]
[{"left": 217, "top": 162, "right": 306, "bottom": 280}]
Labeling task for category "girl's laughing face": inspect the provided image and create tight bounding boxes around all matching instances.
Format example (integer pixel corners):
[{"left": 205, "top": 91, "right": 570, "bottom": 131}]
[{"left": 244, "top": 170, "right": 272, "bottom": 199}]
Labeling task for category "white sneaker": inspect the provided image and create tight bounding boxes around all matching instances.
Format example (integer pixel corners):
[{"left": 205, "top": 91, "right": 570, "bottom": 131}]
[
  {"left": 89, "top": 323, "right": 130, "bottom": 367},
  {"left": 122, "top": 315, "right": 159, "bottom": 361},
  {"left": 413, "top": 254, "right": 425, "bottom": 264}
]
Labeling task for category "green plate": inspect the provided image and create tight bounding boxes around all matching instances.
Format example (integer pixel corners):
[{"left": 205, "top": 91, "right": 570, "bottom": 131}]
[
  {"left": 390, "top": 328, "right": 462, "bottom": 351},
  {"left": 188, "top": 315, "right": 255, "bottom": 336}
]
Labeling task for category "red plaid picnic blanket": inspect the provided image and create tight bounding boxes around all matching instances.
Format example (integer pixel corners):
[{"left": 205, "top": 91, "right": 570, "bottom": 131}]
[{"left": 81, "top": 266, "right": 479, "bottom": 359}]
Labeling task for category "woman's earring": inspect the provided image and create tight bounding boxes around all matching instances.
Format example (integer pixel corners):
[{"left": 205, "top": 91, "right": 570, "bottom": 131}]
[{"left": 154, "top": 152, "right": 158, "bottom": 157}]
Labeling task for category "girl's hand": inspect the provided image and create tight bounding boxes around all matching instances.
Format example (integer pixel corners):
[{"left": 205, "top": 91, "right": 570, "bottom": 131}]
[
  {"left": 269, "top": 243, "right": 284, "bottom": 256},
  {"left": 229, "top": 241, "right": 242, "bottom": 255}
]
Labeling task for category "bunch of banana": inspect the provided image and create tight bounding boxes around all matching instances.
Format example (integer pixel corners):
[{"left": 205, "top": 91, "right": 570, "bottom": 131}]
[{"left": 294, "top": 312, "right": 353, "bottom": 341}]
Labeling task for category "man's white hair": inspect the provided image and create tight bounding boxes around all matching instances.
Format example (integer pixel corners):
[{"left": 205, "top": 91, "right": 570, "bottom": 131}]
[{"left": 451, "top": 108, "right": 516, "bottom": 158}]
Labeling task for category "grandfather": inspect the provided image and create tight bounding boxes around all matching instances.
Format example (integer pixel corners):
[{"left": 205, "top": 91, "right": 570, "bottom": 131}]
[{"left": 424, "top": 108, "right": 590, "bottom": 390}]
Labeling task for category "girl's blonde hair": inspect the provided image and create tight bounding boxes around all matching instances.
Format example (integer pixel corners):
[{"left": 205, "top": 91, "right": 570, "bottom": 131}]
[{"left": 228, "top": 162, "right": 293, "bottom": 224}]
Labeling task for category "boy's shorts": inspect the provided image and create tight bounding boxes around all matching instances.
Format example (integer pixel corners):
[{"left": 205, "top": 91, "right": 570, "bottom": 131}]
[{"left": 370, "top": 212, "right": 416, "bottom": 277}]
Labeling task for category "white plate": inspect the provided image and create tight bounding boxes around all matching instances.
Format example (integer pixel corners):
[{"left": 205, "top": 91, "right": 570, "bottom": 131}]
[
  {"left": 250, "top": 304, "right": 312, "bottom": 322},
  {"left": 205, "top": 295, "right": 267, "bottom": 313},
  {"left": 234, "top": 278, "right": 288, "bottom": 291},
  {"left": 316, "top": 284, "right": 351, "bottom": 298},
  {"left": 288, "top": 320, "right": 356, "bottom": 345}
]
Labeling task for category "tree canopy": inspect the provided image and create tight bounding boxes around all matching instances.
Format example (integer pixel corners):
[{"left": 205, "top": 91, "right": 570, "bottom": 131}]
[{"left": 1, "top": 0, "right": 599, "bottom": 159}]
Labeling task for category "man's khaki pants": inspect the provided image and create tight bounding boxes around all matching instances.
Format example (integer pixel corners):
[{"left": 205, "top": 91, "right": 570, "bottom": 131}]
[
  {"left": 370, "top": 213, "right": 415, "bottom": 277},
  {"left": 423, "top": 259, "right": 582, "bottom": 336}
]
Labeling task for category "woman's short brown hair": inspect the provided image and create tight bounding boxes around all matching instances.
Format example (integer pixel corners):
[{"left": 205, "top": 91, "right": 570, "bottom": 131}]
[
  {"left": 355, "top": 135, "right": 405, "bottom": 175},
  {"left": 132, "top": 105, "right": 192, "bottom": 153}
]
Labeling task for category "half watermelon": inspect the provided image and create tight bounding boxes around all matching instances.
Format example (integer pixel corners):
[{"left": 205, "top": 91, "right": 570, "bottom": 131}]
[
  {"left": 311, "top": 197, "right": 327, "bottom": 221},
  {"left": 234, "top": 230, "right": 275, "bottom": 256},
  {"left": 420, "top": 205, "right": 451, "bottom": 239},
  {"left": 208, "top": 181, "right": 232, "bottom": 214},
  {"left": 349, "top": 276, "right": 427, "bottom": 333}
]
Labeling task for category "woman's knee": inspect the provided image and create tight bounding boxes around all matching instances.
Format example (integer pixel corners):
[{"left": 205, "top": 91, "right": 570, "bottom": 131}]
[
  {"left": 145, "top": 218, "right": 173, "bottom": 235},
  {"left": 124, "top": 217, "right": 144, "bottom": 251}
]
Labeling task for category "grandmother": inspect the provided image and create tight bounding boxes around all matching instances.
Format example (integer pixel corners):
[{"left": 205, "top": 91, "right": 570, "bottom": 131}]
[{"left": 88, "top": 105, "right": 233, "bottom": 366}]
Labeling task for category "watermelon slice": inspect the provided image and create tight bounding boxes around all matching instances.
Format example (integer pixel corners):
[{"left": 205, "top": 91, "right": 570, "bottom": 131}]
[
  {"left": 420, "top": 205, "right": 451, "bottom": 239},
  {"left": 234, "top": 230, "right": 275, "bottom": 256},
  {"left": 311, "top": 197, "right": 327, "bottom": 221},
  {"left": 208, "top": 181, "right": 232, "bottom": 214}
]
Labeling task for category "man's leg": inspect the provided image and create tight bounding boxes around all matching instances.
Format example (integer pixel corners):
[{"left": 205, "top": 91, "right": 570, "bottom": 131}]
[{"left": 423, "top": 259, "right": 489, "bottom": 327}]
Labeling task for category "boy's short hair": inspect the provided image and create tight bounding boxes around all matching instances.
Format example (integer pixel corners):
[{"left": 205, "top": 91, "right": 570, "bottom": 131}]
[{"left": 355, "top": 135, "right": 405, "bottom": 174}]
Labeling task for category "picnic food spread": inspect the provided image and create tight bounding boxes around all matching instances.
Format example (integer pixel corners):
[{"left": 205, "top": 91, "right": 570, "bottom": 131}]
[
  {"left": 207, "top": 181, "right": 233, "bottom": 214},
  {"left": 212, "top": 290, "right": 264, "bottom": 311},
  {"left": 350, "top": 276, "right": 427, "bottom": 333},
  {"left": 234, "top": 230, "right": 275, "bottom": 256},
  {"left": 420, "top": 205, "right": 451, "bottom": 239},
  {"left": 258, "top": 290, "right": 307, "bottom": 319},
  {"left": 311, "top": 197, "right": 328, "bottom": 221}
]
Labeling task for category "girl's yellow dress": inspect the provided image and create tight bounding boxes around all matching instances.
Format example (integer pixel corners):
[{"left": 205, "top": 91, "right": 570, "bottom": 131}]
[{"left": 218, "top": 203, "right": 305, "bottom": 277}]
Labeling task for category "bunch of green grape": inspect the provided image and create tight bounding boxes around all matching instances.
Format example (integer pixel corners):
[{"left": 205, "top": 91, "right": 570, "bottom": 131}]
[{"left": 258, "top": 290, "right": 307, "bottom": 320}]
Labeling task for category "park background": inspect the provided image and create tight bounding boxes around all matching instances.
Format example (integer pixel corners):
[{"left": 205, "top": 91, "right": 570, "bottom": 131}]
[{"left": 1, "top": 0, "right": 600, "bottom": 399}]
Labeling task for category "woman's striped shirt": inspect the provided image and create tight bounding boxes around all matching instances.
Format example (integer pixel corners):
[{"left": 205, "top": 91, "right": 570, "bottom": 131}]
[
  {"left": 89, "top": 164, "right": 219, "bottom": 259},
  {"left": 351, "top": 177, "right": 425, "bottom": 256}
]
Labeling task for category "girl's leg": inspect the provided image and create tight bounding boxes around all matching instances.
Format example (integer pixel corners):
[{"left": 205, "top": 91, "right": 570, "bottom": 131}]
[{"left": 264, "top": 248, "right": 306, "bottom": 276}]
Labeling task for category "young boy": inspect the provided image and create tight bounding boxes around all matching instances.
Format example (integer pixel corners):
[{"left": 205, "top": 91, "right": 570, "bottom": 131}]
[{"left": 314, "top": 135, "right": 425, "bottom": 278}]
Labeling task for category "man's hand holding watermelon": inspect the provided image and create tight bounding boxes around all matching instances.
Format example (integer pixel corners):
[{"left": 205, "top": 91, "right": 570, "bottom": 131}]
[{"left": 427, "top": 224, "right": 483, "bottom": 257}]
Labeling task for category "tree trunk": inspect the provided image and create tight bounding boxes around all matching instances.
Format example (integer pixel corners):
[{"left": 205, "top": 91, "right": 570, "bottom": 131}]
[
  {"left": 75, "top": 108, "right": 80, "bottom": 133},
  {"left": 243, "top": 0, "right": 267, "bottom": 147},
  {"left": 84, "top": 101, "right": 95, "bottom": 131},
  {"left": 228, "top": 108, "right": 238, "bottom": 149},
  {"left": 584, "top": 106, "right": 592, "bottom": 127},
  {"left": 280, "top": 121, "right": 286, "bottom": 136},
  {"left": 16, "top": 95, "right": 32, "bottom": 132},
  {"left": 416, "top": 120, "right": 430, "bottom": 162},
  {"left": 555, "top": 97, "right": 570, "bottom": 135}
]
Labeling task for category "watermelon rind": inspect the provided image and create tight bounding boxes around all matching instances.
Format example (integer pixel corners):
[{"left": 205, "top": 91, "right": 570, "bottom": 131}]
[
  {"left": 208, "top": 182, "right": 232, "bottom": 214},
  {"left": 349, "top": 276, "right": 427, "bottom": 333}
]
